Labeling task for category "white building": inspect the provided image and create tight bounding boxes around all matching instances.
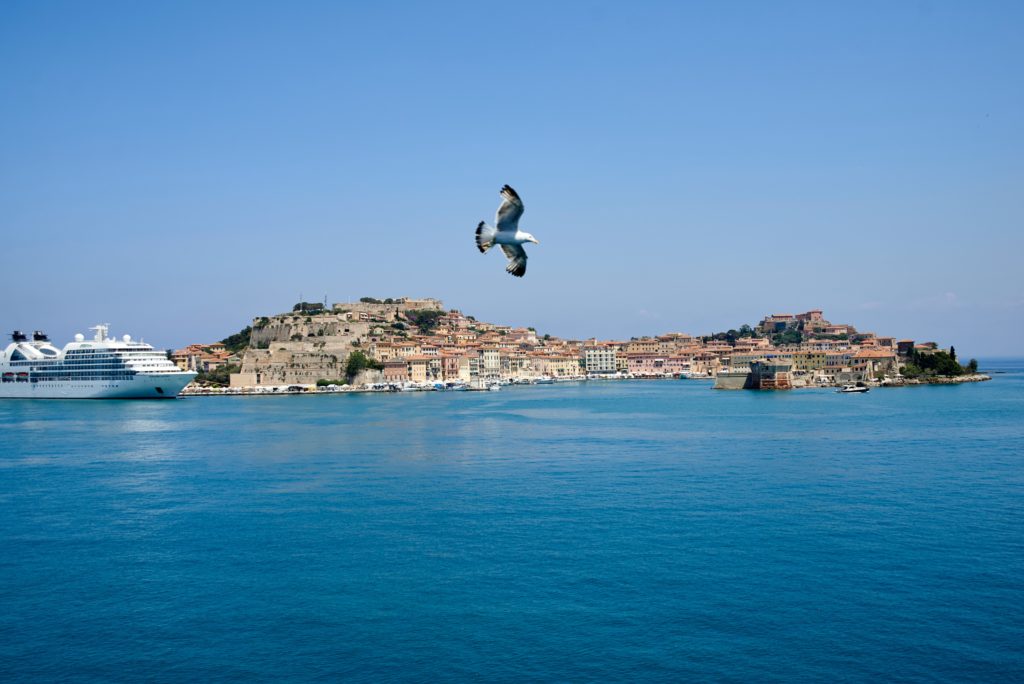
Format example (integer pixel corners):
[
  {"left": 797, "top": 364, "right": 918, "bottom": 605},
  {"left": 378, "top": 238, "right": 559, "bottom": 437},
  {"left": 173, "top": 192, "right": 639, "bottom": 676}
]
[{"left": 584, "top": 347, "right": 617, "bottom": 374}]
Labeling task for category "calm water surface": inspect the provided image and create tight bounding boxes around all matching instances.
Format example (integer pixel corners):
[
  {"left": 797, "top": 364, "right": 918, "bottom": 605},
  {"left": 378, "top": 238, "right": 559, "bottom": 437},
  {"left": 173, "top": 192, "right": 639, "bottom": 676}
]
[{"left": 2, "top": 361, "right": 1023, "bottom": 682}]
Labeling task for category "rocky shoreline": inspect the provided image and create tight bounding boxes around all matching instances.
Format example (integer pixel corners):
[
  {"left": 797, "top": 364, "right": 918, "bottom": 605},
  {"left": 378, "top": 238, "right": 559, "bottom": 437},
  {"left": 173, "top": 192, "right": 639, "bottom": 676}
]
[{"left": 894, "top": 373, "right": 991, "bottom": 386}]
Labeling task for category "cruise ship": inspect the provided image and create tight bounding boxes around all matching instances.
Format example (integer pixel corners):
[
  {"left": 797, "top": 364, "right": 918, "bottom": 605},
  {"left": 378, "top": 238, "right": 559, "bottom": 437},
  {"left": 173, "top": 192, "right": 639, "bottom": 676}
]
[{"left": 0, "top": 325, "right": 196, "bottom": 399}]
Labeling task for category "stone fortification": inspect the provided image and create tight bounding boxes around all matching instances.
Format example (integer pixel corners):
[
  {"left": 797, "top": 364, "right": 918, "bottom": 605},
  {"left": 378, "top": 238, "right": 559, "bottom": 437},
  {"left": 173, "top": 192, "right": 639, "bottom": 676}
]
[
  {"left": 232, "top": 299, "right": 441, "bottom": 387},
  {"left": 237, "top": 310, "right": 375, "bottom": 386},
  {"left": 249, "top": 312, "right": 372, "bottom": 349},
  {"left": 330, "top": 297, "right": 443, "bottom": 316},
  {"left": 235, "top": 345, "right": 345, "bottom": 386}
]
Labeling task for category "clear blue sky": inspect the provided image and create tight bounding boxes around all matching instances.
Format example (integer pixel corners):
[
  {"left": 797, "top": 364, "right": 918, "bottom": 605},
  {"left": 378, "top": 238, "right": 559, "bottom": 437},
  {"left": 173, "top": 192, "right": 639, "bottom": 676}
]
[{"left": 2, "top": 1, "right": 1022, "bottom": 355}]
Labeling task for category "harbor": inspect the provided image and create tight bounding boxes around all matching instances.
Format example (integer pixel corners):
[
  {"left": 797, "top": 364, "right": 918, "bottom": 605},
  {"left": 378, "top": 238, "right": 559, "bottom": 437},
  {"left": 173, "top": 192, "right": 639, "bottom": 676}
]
[{"left": 170, "top": 303, "right": 988, "bottom": 399}]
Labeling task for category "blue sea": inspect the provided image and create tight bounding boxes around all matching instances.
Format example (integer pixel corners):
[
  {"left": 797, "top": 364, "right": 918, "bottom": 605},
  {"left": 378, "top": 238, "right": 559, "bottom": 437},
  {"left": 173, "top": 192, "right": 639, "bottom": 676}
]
[{"left": 2, "top": 361, "right": 1023, "bottom": 682}]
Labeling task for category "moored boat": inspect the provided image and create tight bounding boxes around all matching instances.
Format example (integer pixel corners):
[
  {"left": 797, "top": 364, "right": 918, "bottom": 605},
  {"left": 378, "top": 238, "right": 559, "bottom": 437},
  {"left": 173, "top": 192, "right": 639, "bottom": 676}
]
[{"left": 0, "top": 325, "right": 196, "bottom": 399}]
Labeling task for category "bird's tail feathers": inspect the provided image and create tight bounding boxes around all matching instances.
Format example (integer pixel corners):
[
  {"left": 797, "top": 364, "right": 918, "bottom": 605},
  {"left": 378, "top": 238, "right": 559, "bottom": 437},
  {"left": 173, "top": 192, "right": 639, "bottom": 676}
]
[{"left": 476, "top": 221, "right": 497, "bottom": 253}]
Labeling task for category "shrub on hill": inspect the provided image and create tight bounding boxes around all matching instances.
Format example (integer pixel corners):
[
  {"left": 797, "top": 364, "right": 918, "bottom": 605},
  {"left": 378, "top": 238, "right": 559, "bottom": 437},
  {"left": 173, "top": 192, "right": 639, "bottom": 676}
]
[
  {"left": 195, "top": 363, "right": 240, "bottom": 387},
  {"left": 405, "top": 309, "right": 444, "bottom": 333},
  {"left": 771, "top": 329, "right": 803, "bottom": 346},
  {"left": 345, "top": 351, "right": 384, "bottom": 381},
  {"left": 220, "top": 326, "right": 252, "bottom": 354},
  {"left": 701, "top": 324, "right": 761, "bottom": 345}
]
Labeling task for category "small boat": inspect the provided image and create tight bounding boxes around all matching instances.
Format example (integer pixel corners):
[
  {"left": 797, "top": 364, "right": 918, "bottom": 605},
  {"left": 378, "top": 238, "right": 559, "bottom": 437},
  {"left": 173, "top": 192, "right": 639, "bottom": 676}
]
[
  {"left": 837, "top": 383, "right": 869, "bottom": 393},
  {"left": 433, "top": 382, "right": 468, "bottom": 391}
]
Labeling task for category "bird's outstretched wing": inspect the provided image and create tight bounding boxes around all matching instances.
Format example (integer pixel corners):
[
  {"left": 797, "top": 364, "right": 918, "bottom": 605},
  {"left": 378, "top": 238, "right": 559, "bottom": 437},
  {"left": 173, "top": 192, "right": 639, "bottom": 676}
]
[
  {"left": 495, "top": 184, "right": 524, "bottom": 232},
  {"left": 500, "top": 243, "right": 527, "bottom": 277}
]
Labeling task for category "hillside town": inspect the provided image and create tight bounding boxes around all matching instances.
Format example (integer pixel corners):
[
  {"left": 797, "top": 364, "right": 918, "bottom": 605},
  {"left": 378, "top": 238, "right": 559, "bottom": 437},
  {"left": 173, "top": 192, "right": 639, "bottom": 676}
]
[{"left": 171, "top": 298, "right": 983, "bottom": 392}]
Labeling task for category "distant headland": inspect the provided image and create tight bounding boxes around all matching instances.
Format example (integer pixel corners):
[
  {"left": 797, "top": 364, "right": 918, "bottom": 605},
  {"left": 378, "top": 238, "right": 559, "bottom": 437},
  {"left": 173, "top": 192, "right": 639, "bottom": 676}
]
[{"left": 170, "top": 298, "right": 989, "bottom": 394}]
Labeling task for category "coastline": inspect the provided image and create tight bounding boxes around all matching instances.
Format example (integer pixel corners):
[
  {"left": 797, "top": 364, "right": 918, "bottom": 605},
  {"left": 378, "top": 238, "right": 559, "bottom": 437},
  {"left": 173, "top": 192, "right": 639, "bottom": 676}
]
[
  {"left": 181, "top": 372, "right": 993, "bottom": 397},
  {"left": 894, "top": 373, "right": 992, "bottom": 386}
]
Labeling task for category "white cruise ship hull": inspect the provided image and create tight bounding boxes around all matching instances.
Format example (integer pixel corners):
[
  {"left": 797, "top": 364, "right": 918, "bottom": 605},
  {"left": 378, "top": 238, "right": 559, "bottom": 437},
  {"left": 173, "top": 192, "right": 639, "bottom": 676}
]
[
  {"left": 2, "top": 325, "right": 198, "bottom": 399},
  {"left": 0, "top": 372, "right": 195, "bottom": 399}
]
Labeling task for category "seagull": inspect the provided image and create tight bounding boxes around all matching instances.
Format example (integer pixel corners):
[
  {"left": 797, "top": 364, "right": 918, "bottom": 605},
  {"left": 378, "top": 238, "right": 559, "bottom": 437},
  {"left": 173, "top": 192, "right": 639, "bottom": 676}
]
[{"left": 475, "top": 184, "right": 539, "bottom": 278}]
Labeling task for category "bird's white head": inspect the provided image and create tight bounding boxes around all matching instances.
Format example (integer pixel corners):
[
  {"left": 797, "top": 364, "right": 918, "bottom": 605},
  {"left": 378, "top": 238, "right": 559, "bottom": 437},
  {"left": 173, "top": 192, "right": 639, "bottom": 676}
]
[{"left": 523, "top": 233, "right": 540, "bottom": 245}]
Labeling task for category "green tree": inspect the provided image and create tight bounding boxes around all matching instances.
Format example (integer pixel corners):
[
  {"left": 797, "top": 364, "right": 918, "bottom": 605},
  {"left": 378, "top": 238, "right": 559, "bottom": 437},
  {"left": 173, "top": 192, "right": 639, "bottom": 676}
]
[
  {"left": 195, "top": 363, "right": 241, "bottom": 387},
  {"left": 345, "top": 351, "right": 383, "bottom": 381},
  {"left": 405, "top": 309, "right": 444, "bottom": 333},
  {"left": 901, "top": 363, "right": 923, "bottom": 379},
  {"left": 908, "top": 349, "right": 964, "bottom": 377},
  {"left": 772, "top": 329, "right": 803, "bottom": 346},
  {"left": 220, "top": 326, "right": 252, "bottom": 354}
]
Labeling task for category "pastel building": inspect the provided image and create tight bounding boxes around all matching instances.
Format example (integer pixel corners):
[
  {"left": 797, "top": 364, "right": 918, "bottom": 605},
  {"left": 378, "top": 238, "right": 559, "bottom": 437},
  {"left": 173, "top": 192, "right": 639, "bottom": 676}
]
[
  {"left": 626, "top": 354, "right": 667, "bottom": 376},
  {"left": 441, "top": 354, "right": 472, "bottom": 382},
  {"left": 383, "top": 359, "right": 410, "bottom": 383},
  {"left": 853, "top": 349, "right": 898, "bottom": 378},
  {"left": 480, "top": 348, "right": 501, "bottom": 379},
  {"left": 532, "top": 354, "right": 580, "bottom": 378}
]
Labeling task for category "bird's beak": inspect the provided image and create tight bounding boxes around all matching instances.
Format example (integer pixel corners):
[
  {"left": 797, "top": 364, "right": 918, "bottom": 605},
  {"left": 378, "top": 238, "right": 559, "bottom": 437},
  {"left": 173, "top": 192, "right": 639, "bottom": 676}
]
[{"left": 532, "top": 238, "right": 540, "bottom": 244}]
